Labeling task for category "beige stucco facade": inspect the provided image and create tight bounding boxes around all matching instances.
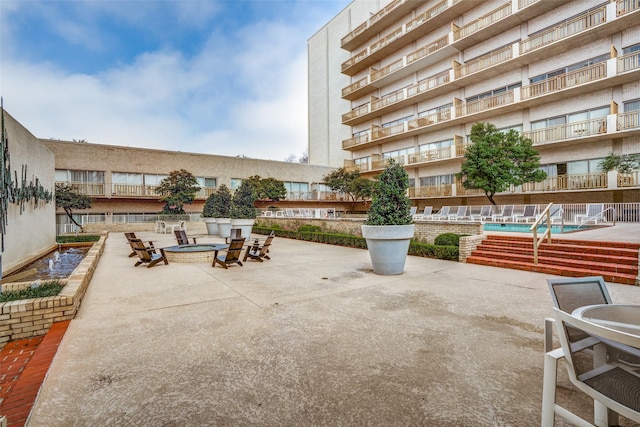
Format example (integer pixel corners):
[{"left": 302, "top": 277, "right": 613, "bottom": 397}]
[
  {"left": 2, "top": 111, "right": 56, "bottom": 274},
  {"left": 308, "top": 0, "right": 640, "bottom": 208}
]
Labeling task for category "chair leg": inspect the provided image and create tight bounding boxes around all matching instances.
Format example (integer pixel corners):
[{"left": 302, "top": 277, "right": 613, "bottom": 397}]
[
  {"left": 544, "top": 318, "right": 555, "bottom": 353},
  {"left": 134, "top": 260, "right": 143, "bottom": 267},
  {"left": 541, "top": 348, "right": 563, "bottom": 427}
]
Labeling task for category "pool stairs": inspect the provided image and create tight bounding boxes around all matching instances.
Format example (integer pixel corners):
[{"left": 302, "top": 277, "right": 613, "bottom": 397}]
[{"left": 466, "top": 235, "right": 640, "bottom": 285}]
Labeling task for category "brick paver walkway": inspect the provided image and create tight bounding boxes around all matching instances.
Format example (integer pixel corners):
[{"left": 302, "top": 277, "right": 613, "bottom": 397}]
[{"left": 0, "top": 321, "right": 70, "bottom": 427}]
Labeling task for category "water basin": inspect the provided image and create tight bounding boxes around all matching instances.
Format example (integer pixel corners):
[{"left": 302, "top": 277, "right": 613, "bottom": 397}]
[{"left": 15, "top": 246, "right": 90, "bottom": 280}]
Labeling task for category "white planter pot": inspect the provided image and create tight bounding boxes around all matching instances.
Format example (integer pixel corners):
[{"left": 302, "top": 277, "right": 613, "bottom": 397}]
[
  {"left": 215, "top": 218, "right": 232, "bottom": 238},
  {"left": 203, "top": 218, "right": 219, "bottom": 235},
  {"left": 230, "top": 218, "right": 255, "bottom": 240},
  {"left": 361, "top": 224, "right": 415, "bottom": 275}
]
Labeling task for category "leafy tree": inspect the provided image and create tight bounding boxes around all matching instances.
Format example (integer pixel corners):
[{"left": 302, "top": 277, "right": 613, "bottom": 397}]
[
  {"left": 55, "top": 183, "right": 91, "bottom": 229},
  {"left": 598, "top": 152, "right": 640, "bottom": 174},
  {"left": 322, "top": 168, "right": 374, "bottom": 206},
  {"left": 203, "top": 184, "right": 232, "bottom": 218},
  {"left": 154, "top": 169, "right": 201, "bottom": 214},
  {"left": 246, "top": 175, "right": 287, "bottom": 201},
  {"left": 456, "top": 122, "right": 547, "bottom": 205},
  {"left": 230, "top": 180, "right": 257, "bottom": 219},
  {"left": 365, "top": 159, "right": 412, "bottom": 225}
]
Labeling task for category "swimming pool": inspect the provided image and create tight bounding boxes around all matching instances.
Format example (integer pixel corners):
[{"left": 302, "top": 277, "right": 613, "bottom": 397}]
[{"left": 483, "top": 223, "right": 588, "bottom": 233}]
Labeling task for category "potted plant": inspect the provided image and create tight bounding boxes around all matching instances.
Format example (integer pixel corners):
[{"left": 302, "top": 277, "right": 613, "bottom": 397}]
[
  {"left": 211, "top": 184, "right": 232, "bottom": 239},
  {"left": 201, "top": 192, "right": 219, "bottom": 235},
  {"left": 230, "top": 180, "right": 257, "bottom": 239},
  {"left": 361, "top": 159, "right": 414, "bottom": 275}
]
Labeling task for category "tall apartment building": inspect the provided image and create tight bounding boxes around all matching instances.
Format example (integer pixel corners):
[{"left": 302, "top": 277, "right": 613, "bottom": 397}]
[{"left": 308, "top": 0, "right": 640, "bottom": 208}]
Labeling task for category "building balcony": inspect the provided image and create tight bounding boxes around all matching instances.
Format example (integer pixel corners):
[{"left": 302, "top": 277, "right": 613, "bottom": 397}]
[
  {"left": 341, "top": 1, "right": 639, "bottom": 102},
  {"left": 523, "top": 118, "right": 608, "bottom": 146},
  {"left": 110, "top": 185, "right": 216, "bottom": 199},
  {"left": 409, "top": 185, "right": 452, "bottom": 198},
  {"left": 344, "top": 159, "right": 370, "bottom": 173},
  {"left": 618, "top": 171, "right": 640, "bottom": 188},
  {"left": 55, "top": 181, "right": 105, "bottom": 196},
  {"left": 519, "top": 173, "right": 608, "bottom": 192}
]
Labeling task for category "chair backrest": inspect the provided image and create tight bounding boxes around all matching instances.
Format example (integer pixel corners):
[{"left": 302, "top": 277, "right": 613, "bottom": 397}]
[
  {"left": 410, "top": 206, "right": 417, "bottom": 216},
  {"left": 224, "top": 238, "right": 246, "bottom": 262},
  {"left": 547, "top": 276, "right": 611, "bottom": 342},
  {"left": 174, "top": 230, "right": 188, "bottom": 245},
  {"left": 502, "top": 205, "right": 514, "bottom": 216},
  {"left": 422, "top": 206, "right": 433, "bottom": 216},
  {"left": 438, "top": 206, "right": 450, "bottom": 216},
  {"left": 550, "top": 204, "right": 562, "bottom": 217},
  {"left": 586, "top": 203, "right": 605, "bottom": 217},
  {"left": 124, "top": 232, "right": 137, "bottom": 241},
  {"left": 479, "top": 206, "right": 491, "bottom": 216},
  {"left": 455, "top": 206, "right": 466, "bottom": 217},
  {"left": 259, "top": 234, "right": 275, "bottom": 256},
  {"left": 553, "top": 308, "right": 640, "bottom": 420},
  {"left": 522, "top": 205, "right": 536, "bottom": 216},
  {"left": 130, "top": 239, "right": 152, "bottom": 262}
]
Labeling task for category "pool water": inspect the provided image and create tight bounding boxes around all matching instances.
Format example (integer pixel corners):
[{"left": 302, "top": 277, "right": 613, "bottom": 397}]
[{"left": 483, "top": 223, "right": 588, "bottom": 233}]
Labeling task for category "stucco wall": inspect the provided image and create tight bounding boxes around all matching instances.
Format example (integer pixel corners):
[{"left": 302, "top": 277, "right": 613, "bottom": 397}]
[{"left": 3, "top": 111, "right": 56, "bottom": 276}]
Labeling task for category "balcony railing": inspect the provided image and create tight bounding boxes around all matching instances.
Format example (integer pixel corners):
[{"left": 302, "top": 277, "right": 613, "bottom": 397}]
[
  {"left": 453, "top": 2, "right": 512, "bottom": 41},
  {"left": 408, "top": 146, "right": 453, "bottom": 165},
  {"left": 371, "top": 58, "right": 404, "bottom": 82},
  {"left": 340, "top": 0, "right": 406, "bottom": 47},
  {"left": 618, "top": 171, "right": 640, "bottom": 187},
  {"left": 618, "top": 110, "right": 640, "bottom": 130},
  {"left": 112, "top": 184, "right": 158, "bottom": 197},
  {"left": 406, "top": 35, "right": 449, "bottom": 64},
  {"left": 616, "top": 0, "right": 640, "bottom": 16},
  {"left": 523, "top": 117, "right": 607, "bottom": 145},
  {"left": 342, "top": 47, "right": 369, "bottom": 71},
  {"left": 406, "top": 0, "right": 448, "bottom": 33},
  {"left": 521, "top": 62, "right": 606, "bottom": 99},
  {"left": 372, "top": 88, "right": 405, "bottom": 112},
  {"left": 342, "top": 133, "right": 370, "bottom": 149},
  {"left": 519, "top": 6, "right": 606, "bottom": 54},
  {"left": 519, "top": 0, "right": 541, "bottom": 8},
  {"left": 342, "top": 76, "right": 369, "bottom": 97},
  {"left": 618, "top": 50, "right": 640, "bottom": 73},
  {"left": 520, "top": 173, "right": 608, "bottom": 192},
  {"left": 454, "top": 45, "right": 512, "bottom": 78},
  {"left": 372, "top": 122, "right": 405, "bottom": 140},
  {"left": 456, "top": 90, "right": 515, "bottom": 117},
  {"left": 409, "top": 185, "right": 452, "bottom": 198},
  {"left": 407, "top": 70, "right": 450, "bottom": 98},
  {"left": 371, "top": 155, "right": 404, "bottom": 170},
  {"left": 55, "top": 181, "right": 105, "bottom": 196},
  {"left": 196, "top": 188, "right": 216, "bottom": 199}
]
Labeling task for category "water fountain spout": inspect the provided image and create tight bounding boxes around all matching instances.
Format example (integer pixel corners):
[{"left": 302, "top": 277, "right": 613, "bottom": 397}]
[
  {"left": 54, "top": 251, "right": 61, "bottom": 262},
  {"left": 48, "top": 259, "right": 54, "bottom": 270}
]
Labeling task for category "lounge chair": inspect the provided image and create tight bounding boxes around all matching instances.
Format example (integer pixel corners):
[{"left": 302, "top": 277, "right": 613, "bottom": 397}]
[
  {"left": 125, "top": 232, "right": 155, "bottom": 257},
  {"left": 491, "top": 205, "right": 514, "bottom": 222},
  {"left": 448, "top": 206, "right": 468, "bottom": 220},
  {"left": 431, "top": 206, "right": 451, "bottom": 220},
  {"left": 513, "top": 205, "right": 538, "bottom": 223},
  {"left": 413, "top": 206, "right": 433, "bottom": 220},
  {"left": 536, "top": 204, "right": 563, "bottom": 224},
  {"left": 575, "top": 203, "right": 606, "bottom": 225},
  {"left": 470, "top": 205, "right": 492, "bottom": 221},
  {"left": 243, "top": 233, "right": 274, "bottom": 262},
  {"left": 174, "top": 229, "right": 197, "bottom": 245},
  {"left": 213, "top": 238, "right": 245, "bottom": 269},
  {"left": 130, "top": 238, "right": 168, "bottom": 268}
]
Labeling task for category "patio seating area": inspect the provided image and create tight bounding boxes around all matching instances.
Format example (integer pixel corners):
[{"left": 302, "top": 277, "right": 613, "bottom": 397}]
[{"left": 20, "top": 228, "right": 640, "bottom": 426}]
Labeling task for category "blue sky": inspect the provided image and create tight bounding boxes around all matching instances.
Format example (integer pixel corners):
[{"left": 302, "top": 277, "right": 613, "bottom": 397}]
[{"left": 0, "top": 0, "right": 350, "bottom": 162}]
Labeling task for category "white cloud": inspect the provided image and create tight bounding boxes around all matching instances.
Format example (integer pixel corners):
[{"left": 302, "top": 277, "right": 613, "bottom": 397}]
[{"left": 0, "top": 0, "right": 347, "bottom": 162}]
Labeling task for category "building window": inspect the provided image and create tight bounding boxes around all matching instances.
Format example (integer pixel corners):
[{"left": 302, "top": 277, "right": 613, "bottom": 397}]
[
  {"left": 230, "top": 178, "right": 242, "bottom": 190},
  {"left": 383, "top": 147, "right": 414, "bottom": 159},
  {"left": 623, "top": 43, "right": 640, "bottom": 54},
  {"left": 466, "top": 83, "right": 521, "bottom": 102},
  {"left": 418, "top": 103, "right": 452, "bottom": 118},
  {"left": 624, "top": 99, "right": 640, "bottom": 112},
  {"left": 196, "top": 177, "right": 217, "bottom": 188},
  {"left": 420, "top": 139, "right": 452, "bottom": 152},
  {"left": 566, "top": 159, "right": 604, "bottom": 175},
  {"left": 419, "top": 174, "right": 453, "bottom": 186},
  {"left": 530, "top": 54, "right": 608, "bottom": 83},
  {"left": 112, "top": 172, "right": 142, "bottom": 185},
  {"left": 143, "top": 174, "right": 168, "bottom": 186},
  {"left": 531, "top": 106, "right": 609, "bottom": 129},
  {"left": 55, "top": 169, "right": 104, "bottom": 184},
  {"left": 382, "top": 115, "right": 413, "bottom": 128}
]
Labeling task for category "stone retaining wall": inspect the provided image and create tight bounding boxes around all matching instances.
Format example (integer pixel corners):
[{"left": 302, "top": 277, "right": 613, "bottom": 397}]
[{"left": 0, "top": 236, "right": 107, "bottom": 347}]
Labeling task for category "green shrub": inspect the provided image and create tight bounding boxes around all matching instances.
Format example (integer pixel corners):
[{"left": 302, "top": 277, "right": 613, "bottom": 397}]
[
  {"left": 0, "top": 280, "right": 65, "bottom": 302},
  {"left": 298, "top": 224, "right": 322, "bottom": 233},
  {"left": 409, "top": 241, "right": 459, "bottom": 261},
  {"left": 434, "top": 233, "right": 462, "bottom": 246},
  {"left": 56, "top": 235, "right": 100, "bottom": 243}
]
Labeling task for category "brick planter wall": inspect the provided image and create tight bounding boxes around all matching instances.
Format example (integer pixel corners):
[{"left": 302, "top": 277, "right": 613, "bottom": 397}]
[{"left": 0, "top": 235, "right": 107, "bottom": 347}]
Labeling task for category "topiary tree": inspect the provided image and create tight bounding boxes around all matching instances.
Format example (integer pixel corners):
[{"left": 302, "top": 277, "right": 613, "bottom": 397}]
[
  {"left": 230, "top": 180, "right": 257, "bottom": 219},
  {"left": 55, "top": 183, "right": 91, "bottom": 229},
  {"left": 456, "top": 122, "right": 547, "bottom": 205},
  {"left": 155, "top": 169, "right": 201, "bottom": 214},
  {"left": 205, "top": 184, "right": 231, "bottom": 218},
  {"left": 365, "top": 159, "right": 412, "bottom": 225}
]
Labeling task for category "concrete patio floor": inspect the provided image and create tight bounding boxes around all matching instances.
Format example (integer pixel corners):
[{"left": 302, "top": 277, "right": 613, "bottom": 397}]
[{"left": 27, "top": 225, "right": 640, "bottom": 426}]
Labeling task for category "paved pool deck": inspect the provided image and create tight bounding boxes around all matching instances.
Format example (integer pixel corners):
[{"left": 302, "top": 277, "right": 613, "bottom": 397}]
[{"left": 23, "top": 224, "right": 640, "bottom": 426}]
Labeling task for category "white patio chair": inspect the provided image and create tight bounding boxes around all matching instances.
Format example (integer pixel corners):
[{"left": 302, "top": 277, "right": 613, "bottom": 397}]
[
  {"left": 448, "top": 206, "right": 467, "bottom": 220},
  {"left": 413, "top": 206, "right": 433, "bottom": 220},
  {"left": 431, "top": 206, "right": 451, "bottom": 220},
  {"left": 513, "top": 205, "right": 538, "bottom": 222},
  {"left": 492, "top": 205, "right": 515, "bottom": 222},
  {"left": 575, "top": 203, "right": 606, "bottom": 225},
  {"left": 470, "top": 205, "right": 492, "bottom": 221},
  {"left": 541, "top": 308, "right": 640, "bottom": 426}
]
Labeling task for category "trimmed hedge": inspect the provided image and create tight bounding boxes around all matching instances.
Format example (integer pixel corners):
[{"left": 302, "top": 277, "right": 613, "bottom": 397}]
[
  {"left": 252, "top": 226, "right": 459, "bottom": 261},
  {"left": 56, "top": 235, "right": 101, "bottom": 243}
]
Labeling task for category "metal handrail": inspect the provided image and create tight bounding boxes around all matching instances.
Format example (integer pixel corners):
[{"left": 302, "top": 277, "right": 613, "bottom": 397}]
[{"left": 529, "top": 202, "right": 555, "bottom": 265}]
